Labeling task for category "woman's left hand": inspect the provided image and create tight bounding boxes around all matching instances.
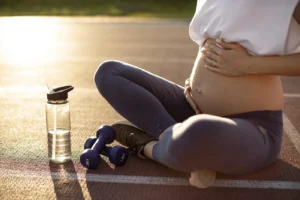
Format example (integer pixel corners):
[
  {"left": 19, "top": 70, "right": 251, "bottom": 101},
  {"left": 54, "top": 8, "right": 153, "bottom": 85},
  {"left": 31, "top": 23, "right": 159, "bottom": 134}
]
[{"left": 201, "top": 39, "right": 254, "bottom": 76}]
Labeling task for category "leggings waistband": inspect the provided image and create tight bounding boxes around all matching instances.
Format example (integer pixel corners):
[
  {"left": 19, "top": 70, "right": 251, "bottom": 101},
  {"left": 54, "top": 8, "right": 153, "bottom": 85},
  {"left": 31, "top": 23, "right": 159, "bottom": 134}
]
[{"left": 224, "top": 110, "right": 283, "bottom": 123}]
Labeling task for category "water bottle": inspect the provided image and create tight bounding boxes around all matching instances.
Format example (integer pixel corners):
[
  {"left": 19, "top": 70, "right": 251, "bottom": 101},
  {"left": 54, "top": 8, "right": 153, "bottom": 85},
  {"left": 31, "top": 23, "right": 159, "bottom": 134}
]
[{"left": 46, "top": 85, "right": 74, "bottom": 163}]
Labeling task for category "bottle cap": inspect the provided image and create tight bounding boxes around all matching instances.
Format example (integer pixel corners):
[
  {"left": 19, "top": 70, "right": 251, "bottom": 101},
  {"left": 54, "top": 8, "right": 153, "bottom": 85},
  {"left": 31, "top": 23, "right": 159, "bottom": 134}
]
[{"left": 47, "top": 85, "right": 74, "bottom": 101}]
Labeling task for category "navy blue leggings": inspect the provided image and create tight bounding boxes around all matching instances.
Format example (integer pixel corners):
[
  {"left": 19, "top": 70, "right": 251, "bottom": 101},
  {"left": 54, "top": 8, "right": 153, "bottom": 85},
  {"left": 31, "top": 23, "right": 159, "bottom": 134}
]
[{"left": 94, "top": 60, "right": 283, "bottom": 175}]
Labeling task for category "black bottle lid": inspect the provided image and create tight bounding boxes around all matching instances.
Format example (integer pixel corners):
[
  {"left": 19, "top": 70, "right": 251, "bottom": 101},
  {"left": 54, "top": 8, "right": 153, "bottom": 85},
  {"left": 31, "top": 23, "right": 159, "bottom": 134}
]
[{"left": 47, "top": 85, "right": 74, "bottom": 101}]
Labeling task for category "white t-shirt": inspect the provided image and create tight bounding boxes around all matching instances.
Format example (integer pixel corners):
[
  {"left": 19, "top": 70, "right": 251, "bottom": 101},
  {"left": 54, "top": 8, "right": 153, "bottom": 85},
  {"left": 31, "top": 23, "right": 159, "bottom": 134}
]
[{"left": 189, "top": 0, "right": 300, "bottom": 55}]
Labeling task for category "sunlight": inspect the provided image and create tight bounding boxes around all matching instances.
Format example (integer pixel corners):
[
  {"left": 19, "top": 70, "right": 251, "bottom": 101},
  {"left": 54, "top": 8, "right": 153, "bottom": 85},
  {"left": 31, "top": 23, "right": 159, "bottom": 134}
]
[{"left": 0, "top": 17, "right": 58, "bottom": 67}]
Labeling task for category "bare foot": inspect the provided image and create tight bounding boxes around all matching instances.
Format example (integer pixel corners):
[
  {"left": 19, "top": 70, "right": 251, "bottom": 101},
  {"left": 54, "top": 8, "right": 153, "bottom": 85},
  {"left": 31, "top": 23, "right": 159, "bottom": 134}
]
[{"left": 189, "top": 170, "right": 216, "bottom": 189}]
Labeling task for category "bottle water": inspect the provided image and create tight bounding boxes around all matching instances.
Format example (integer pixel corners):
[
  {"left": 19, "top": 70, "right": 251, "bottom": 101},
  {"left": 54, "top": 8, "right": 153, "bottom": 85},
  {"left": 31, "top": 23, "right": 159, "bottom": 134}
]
[{"left": 46, "top": 85, "right": 74, "bottom": 163}]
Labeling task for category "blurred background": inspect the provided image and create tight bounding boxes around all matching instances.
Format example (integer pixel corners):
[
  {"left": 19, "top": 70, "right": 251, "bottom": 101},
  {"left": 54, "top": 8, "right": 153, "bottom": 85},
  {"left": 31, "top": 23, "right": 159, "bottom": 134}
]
[{"left": 0, "top": 0, "right": 196, "bottom": 18}]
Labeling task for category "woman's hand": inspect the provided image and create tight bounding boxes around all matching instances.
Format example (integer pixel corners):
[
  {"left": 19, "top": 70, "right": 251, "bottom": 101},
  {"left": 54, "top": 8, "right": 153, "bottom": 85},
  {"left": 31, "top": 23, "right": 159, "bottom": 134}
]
[
  {"left": 201, "top": 39, "right": 254, "bottom": 76},
  {"left": 184, "top": 78, "right": 202, "bottom": 114}
]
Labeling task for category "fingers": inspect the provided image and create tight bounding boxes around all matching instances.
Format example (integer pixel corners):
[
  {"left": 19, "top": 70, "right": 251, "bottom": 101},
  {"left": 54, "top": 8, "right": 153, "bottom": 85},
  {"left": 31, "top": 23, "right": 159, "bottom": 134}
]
[
  {"left": 202, "top": 56, "right": 219, "bottom": 68},
  {"left": 184, "top": 89, "right": 191, "bottom": 97},
  {"left": 185, "top": 78, "right": 190, "bottom": 87},
  {"left": 204, "top": 64, "right": 222, "bottom": 73},
  {"left": 184, "top": 86, "right": 191, "bottom": 96},
  {"left": 201, "top": 49, "right": 219, "bottom": 62},
  {"left": 184, "top": 78, "right": 202, "bottom": 114},
  {"left": 204, "top": 65, "right": 236, "bottom": 77},
  {"left": 204, "top": 43, "right": 223, "bottom": 55},
  {"left": 216, "top": 39, "right": 240, "bottom": 50},
  {"left": 184, "top": 80, "right": 191, "bottom": 94},
  {"left": 185, "top": 88, "right": 202, "bottom": 114},
  {"left": 203, "top": 38, "right": 217, "bottom": 46},
  {"left": 204, "top": 38, "right": 241, "bottom": 51}
]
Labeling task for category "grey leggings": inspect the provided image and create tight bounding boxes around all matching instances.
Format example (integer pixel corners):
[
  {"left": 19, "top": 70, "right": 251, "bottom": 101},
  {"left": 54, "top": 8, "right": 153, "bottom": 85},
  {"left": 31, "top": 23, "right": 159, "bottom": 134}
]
[{"left": 94, "top": 60, "right": 283, "bottom": 175}]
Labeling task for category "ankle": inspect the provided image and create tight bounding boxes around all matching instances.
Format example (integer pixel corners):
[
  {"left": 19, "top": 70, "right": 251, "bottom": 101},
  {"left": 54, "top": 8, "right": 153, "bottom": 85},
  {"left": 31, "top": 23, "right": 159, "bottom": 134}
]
[
  {"left": 140, "top": 146, "right": 146, "bottom": 157},
  {"left": 137, "top": 145, "right": 147, "bottom": 159},
  {"left": 143, "top": 141, "right": 158, "bottom": 159}
]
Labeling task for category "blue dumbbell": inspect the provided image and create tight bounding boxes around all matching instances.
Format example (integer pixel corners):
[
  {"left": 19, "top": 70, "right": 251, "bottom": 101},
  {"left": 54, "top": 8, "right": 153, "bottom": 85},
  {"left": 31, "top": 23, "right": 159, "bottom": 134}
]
[
  {"left": 84, "top": 137, "right": 128, "bottom": 167},
  {"left": 80, "top": 125, "right": 116, "bottom": 170}
]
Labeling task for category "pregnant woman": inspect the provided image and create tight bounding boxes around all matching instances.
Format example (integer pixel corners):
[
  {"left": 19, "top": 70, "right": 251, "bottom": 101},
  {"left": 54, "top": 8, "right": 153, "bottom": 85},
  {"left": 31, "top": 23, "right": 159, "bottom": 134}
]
[{"left": 94, "top": 0, "right": 300, "bottom": 188}]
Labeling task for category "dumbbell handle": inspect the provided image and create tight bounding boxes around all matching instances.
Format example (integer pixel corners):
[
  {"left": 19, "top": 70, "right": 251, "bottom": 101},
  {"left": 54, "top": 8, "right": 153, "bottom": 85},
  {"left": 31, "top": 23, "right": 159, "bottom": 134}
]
[
  {"left": 91, "top": 136, "right": 106, "bottom": 153},
  {"left": 100, "top": 146, "right": 112, "bottom": 157}
]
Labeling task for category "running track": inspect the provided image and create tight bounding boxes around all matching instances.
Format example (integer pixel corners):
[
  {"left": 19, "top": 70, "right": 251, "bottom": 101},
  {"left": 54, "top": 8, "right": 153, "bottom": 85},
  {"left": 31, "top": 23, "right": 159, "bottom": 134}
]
[{"left": 0, "top": 17, "right": 300, "bottom": 200}]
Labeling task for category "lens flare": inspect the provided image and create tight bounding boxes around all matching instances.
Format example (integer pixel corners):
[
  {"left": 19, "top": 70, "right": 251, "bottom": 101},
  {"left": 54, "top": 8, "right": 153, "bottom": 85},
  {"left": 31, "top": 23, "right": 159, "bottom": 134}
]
[{"left": 0, "top": 17, "right": 58, "bottom": 67}]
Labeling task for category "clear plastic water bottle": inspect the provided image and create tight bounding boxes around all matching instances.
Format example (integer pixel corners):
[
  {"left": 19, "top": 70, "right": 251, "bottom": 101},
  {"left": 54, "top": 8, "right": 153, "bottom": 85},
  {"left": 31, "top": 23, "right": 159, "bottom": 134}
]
[{"left": 46, "top": 85, "right": 74, "bottom": 163}]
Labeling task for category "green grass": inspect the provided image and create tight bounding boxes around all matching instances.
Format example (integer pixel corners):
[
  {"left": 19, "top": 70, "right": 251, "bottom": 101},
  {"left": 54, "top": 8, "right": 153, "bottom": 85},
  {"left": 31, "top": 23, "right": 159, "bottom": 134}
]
[{"left": 0, "top": 1, "right": 196, "bottom": 18}]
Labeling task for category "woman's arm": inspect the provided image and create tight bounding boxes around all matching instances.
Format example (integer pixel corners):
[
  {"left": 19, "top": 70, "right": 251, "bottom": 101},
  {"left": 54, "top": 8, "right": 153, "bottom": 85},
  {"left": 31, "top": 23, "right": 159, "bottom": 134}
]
[
  {"left": 293, "top": 1, "right": 300, "bottom": 24},
  {"left": 249, "top": 2, "right": 300, "bottom": 76},
  {"left": 202, "top": 40, "right": 300, "bottom": 76},
  {"left": 250, "top": 53, "right": 300, "bottom": 76}
]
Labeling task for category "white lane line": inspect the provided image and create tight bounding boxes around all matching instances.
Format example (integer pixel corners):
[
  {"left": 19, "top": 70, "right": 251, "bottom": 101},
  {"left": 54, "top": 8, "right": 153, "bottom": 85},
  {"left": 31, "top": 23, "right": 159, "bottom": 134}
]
[
  {"left": 1, "top": 169, "right": 300, "bottom": 190},
  {"left": 283, "top": 113, "right": 300, "bottom": 155},
  {"left": 284, "top": 93, "right": 300, "bottom": 98}
]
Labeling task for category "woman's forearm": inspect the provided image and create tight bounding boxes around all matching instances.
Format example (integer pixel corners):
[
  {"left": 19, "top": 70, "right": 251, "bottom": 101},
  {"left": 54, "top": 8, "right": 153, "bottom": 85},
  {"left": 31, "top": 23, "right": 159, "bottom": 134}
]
[{"left": 250, "top": 53, "right": 300, "bottom": 76}]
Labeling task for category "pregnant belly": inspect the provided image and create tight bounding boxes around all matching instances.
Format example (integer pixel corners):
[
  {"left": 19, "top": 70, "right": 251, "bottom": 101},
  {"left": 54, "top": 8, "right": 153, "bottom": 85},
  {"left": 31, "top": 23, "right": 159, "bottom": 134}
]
[{"left": 189, "top": 50, "right": 284, "bottom": 117}]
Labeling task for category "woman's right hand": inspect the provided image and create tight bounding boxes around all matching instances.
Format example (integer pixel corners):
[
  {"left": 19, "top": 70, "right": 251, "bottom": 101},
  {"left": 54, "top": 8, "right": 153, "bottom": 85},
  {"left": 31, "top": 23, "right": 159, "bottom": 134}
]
[{"left": 184, "top": 78, "right": 202, "bottom": 114}]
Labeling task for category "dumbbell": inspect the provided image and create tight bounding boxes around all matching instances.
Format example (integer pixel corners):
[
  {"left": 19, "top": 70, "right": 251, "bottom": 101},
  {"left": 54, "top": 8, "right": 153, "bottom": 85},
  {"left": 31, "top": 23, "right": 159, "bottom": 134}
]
[
  {"left": 80, "top": 125, "right": 116, "bottom": 170},
  {"left": 84, "top": 137, "right": 128, "bottom": 167}
]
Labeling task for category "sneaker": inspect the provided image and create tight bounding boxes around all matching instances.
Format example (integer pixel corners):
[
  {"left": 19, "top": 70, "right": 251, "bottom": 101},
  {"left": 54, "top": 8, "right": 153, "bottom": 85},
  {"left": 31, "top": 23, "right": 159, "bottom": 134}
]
[{"left": 111, "top": 120, "right": 157, "bottom": 159}]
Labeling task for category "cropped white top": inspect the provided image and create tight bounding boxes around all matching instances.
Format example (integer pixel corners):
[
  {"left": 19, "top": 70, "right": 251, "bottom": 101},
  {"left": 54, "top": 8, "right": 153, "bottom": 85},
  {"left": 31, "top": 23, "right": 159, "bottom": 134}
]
[{"left": 189, "top": 0, "right": 300, "bottom": 55}]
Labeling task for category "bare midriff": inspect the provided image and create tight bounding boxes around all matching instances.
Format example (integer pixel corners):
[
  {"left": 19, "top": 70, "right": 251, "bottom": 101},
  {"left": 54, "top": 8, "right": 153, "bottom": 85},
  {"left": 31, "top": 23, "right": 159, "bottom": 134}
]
[{"left": 189, "top": 40, "right": 284, "bottom": 117}]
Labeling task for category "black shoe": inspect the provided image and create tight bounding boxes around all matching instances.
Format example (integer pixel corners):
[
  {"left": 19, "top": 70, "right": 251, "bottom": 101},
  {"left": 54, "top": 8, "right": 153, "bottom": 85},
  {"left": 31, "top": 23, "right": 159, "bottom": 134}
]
[{"left": 111, "top": 120, "right": 157, "bottom": 159}]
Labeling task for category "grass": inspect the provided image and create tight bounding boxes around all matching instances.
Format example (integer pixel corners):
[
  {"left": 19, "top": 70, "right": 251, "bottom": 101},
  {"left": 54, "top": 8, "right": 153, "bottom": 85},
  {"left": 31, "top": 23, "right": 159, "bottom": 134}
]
[{"left": 0, "top": 1, "right": 196, "bottom": 18}]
